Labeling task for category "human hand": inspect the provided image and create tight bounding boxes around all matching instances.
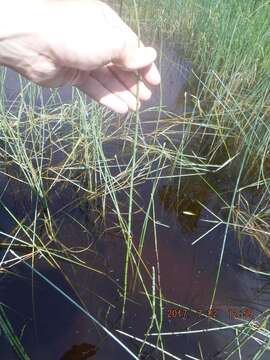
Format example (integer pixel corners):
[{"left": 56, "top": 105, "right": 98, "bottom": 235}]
[{"left": 0, "top": 0, "right": 161, "bottom": 113}]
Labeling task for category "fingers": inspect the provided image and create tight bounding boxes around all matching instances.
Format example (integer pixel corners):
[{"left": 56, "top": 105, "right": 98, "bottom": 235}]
[
  {"left": 90, "top": 66, "right": 139, "bottom": 111},
  {"left": 112, "top": 45, "right": 161, "bottom": 88},
  {"left": 114, "top": 45, "right": 156, "bottom": 69},
  {"left": 108, "top": 65, "right": 152, "bottom": 101},
  {"left": 101, "top": 3, "right": 161, "bottom": 86},
  {"left": 112, "top": 44, "right": 161, "bottom": 87},
  {"left": 71, "top": 65, "right": 155, "bottom": 114},
  {"left": 76, "top": 74, "right": 129, "bottom": 114},
  {"left": 139, "top": 62, "right": 161, "bottom": 86}
]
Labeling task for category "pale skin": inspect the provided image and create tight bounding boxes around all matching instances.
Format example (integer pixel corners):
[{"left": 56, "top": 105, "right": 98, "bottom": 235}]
[{"left": 0, "top": 0, "right": 161, "bottom": 114}]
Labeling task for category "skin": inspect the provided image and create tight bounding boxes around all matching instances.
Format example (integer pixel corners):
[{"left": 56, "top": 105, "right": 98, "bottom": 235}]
[{"left": 0, "top": 0, "right": 161, "bottom": 113}]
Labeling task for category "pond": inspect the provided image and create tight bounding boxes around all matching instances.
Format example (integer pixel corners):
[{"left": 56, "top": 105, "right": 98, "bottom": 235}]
[{"left": 0, "top": 44, "right": 270, "bottom": 360}]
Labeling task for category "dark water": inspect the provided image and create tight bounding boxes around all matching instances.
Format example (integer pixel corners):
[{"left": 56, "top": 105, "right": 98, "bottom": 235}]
[
  {"left": 1, "top": 47, "right": 270, "bottom": 360},
  {"left": 1, "top": 167, "right": 270, "bottom": 360}
]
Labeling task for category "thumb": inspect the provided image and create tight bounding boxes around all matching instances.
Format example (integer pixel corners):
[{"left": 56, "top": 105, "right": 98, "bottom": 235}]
[{"left": 113, "top": 46, "right": 157, "bottom": 71}]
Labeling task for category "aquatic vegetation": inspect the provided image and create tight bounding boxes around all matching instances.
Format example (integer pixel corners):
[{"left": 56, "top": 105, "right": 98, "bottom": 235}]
[{"left": 0, "top": 0, "right": 270, "bottom": 359}]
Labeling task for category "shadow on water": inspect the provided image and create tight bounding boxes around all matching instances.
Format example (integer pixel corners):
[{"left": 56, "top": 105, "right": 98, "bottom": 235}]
[
  {"left": 60, "top": 343, "right": 97, "bottom": 360},
  {"left": 0, "top": 46, "right": 270, "bottom": 360}
]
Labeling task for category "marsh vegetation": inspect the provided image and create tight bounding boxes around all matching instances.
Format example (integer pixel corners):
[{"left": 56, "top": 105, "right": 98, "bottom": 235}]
[{"left": 0, "top": 0, "right": 270, "bottom": 359}]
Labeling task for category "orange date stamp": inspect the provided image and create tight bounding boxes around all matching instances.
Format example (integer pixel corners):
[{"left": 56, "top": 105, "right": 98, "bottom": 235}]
[{"left": 167, "top": 306, "right": 254, "bottom": 320}]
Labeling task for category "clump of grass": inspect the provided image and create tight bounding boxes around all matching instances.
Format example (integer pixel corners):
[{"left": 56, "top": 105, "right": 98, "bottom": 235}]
[{"left": 123, "top": 0, "right": 270, "bottom": 178}]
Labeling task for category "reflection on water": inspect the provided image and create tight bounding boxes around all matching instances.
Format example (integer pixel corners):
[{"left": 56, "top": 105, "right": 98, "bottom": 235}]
[{"left": 159, "top": 178, "right": 210, "bottom": 233}]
